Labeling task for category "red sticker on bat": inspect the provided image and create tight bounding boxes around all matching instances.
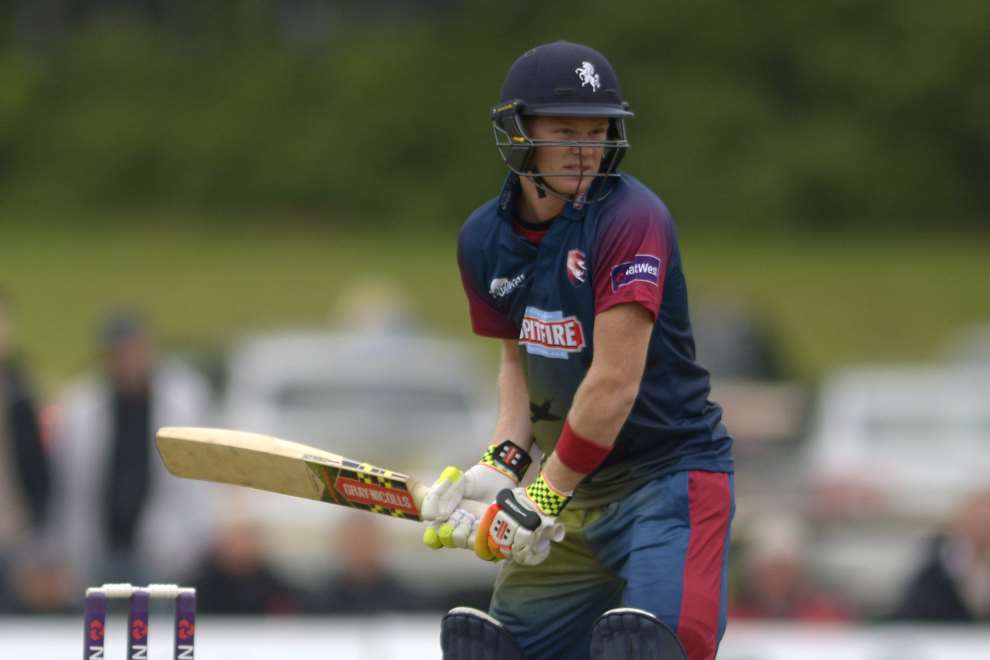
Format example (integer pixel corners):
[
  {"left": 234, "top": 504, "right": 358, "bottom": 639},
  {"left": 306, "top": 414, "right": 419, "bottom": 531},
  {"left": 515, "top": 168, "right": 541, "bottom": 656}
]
[{"left": 334, "top": 476, "right": 418, "bottom": 514}]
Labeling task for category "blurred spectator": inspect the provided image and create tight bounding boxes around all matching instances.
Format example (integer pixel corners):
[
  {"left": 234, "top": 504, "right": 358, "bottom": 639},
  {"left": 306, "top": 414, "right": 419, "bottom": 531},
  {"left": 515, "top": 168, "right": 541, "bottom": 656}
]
[
  {"left": 0, "top": 554, "right": 74, "bottom": 614},
  {"left": 191, "top": 517, "right": 301, "bottom": 615},
  {"left": 42, "top": 311, "right": 214, "bottom": 590},
  {"left": 0, "top": 292, "right": 50, "bottom": 542},
  {"left": 731, "top": 515, "right": 854, "bottom": 623},
  {"left": 0, "top": 291, "right": 56, "bottom": 612},
  {"left": 306, "top": 514, "right": 425, "bottom": 614},
  {"left": 891, "top": 489, "right": 990, "bottom": 622}
]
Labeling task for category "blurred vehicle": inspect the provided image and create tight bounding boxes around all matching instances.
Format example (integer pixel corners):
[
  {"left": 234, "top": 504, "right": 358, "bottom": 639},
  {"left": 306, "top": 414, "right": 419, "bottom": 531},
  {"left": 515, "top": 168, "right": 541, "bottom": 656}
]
[
  {"left": 224, "top": 328, "right": 494, "bottom": 467},
  {"left": 220, "top": 324, "right": 499, "bottom": 590},
  {"left": 803, "top": 365, "right": 990, "bottom": 522},
  {"left": 798, "top": 365, "right": 990, "bottom": 613}
]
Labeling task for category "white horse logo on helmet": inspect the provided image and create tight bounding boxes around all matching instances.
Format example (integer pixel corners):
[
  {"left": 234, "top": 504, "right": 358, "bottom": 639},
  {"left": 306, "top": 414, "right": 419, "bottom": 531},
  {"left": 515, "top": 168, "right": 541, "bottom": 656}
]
[{"left": 575, "top": 61, "right": 600, "bottom": 92}]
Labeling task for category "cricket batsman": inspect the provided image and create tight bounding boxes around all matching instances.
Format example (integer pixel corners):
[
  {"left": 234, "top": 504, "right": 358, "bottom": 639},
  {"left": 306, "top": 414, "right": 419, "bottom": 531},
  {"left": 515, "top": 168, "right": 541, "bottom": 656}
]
[{"left": 421, "top": 41, "right": 735, "bottom": 660}]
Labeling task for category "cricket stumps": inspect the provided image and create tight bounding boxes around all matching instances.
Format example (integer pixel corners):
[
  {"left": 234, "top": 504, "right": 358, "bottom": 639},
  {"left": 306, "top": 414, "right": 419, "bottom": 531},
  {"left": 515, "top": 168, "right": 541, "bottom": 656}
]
[{"left": 83, "top": 583, "right": 196, "bottom": 660}]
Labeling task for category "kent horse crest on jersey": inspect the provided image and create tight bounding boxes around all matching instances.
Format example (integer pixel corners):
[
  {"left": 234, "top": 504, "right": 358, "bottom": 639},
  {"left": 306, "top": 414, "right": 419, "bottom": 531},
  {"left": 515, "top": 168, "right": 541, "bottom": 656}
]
[{"left": 566, "top": 249, "right": 587, "bottom": 287}]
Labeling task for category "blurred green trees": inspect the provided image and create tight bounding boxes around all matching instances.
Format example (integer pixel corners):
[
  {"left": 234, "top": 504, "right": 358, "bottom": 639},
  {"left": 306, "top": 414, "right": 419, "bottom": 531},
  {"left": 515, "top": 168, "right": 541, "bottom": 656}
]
[{"left": 1, "top": 0, "right": 987, "bottom": 232}]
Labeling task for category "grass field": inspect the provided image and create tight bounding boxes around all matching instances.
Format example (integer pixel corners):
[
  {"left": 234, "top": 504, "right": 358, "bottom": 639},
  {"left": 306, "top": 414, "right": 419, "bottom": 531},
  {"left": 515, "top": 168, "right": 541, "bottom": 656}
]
[{"left": 3, "top": 222, "right": 988, "bottom": 394}]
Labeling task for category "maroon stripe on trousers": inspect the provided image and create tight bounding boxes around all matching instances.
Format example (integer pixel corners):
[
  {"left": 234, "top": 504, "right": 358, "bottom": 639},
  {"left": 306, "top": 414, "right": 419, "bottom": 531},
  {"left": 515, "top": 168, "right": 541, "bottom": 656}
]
[{"left": 676, "top": 471, "right": 732, "bottom": 660}]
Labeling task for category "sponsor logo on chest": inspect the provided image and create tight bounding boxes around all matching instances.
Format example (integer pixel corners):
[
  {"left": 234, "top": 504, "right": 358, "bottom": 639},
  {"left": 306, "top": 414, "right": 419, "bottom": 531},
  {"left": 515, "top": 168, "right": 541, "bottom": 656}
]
[
  {"left": 519, "top": 306, "right": 586, "bottom": 359},
  {"left": 610, "top": 254, "right": 661, "bottom": 292},
  {"left": 490, "top": 272, "right": 526, "bottom": 299}
]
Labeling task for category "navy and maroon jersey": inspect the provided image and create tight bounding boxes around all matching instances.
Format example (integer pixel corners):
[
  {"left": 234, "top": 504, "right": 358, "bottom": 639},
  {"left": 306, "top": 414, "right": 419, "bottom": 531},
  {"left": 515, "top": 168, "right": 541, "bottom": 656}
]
[{"left": 458, "top": 174, "right": 733, "bottom": 508}]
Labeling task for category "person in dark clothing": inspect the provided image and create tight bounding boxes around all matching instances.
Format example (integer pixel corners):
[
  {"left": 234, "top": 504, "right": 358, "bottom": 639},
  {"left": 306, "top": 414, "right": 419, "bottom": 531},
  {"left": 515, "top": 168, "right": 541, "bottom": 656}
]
[
  {"left": 730, "top": 515, "right": 854, "bottom": 623},
  {"left": 0, "top": 292, "right": 51, "bottom": 535},
  {"left": 1, "top": 362, "right": 49, "bottom": 525},
  {"left": 0, "top": 291, "right": 62, "bottom": 614},
  {"left": 192, "top": 518, "right": 301, "bottom": 615},
  {"left": 891, "top": 489, "right": 990, "bottom": 622},
  {"left": 308, "top": 514, "right": 427, "bottom": 614},
  {"left": 42, "top": 309, "right": 213, "bottom": 589},
  {"left": 100, "top": 313, "right": 154, "bottom": 557}
]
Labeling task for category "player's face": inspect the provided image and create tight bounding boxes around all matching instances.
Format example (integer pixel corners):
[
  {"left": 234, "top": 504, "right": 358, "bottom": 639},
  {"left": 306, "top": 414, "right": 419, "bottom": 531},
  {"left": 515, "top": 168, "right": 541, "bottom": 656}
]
[
  {"left": 105, "top": 333, "right": 154, "bottom": 394},
  {"left": 528, "top": 116, "right": 609, "bottom": 196}
]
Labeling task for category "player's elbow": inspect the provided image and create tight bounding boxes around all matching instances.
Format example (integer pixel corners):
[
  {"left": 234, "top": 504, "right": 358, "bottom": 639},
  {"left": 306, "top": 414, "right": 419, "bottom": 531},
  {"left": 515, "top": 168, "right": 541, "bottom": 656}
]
[{"left": 612, "top": 381, "right": 640, "bottom": 414}]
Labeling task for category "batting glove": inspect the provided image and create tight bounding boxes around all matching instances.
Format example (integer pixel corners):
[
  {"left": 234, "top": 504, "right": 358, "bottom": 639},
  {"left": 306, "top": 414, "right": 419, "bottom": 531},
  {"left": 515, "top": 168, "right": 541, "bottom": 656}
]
[
  {"left": 422, "top": 440, "right": 532, "bottom": 550},
  {"left": 474, "top": 473, "right": 569, "bottom": 566}
]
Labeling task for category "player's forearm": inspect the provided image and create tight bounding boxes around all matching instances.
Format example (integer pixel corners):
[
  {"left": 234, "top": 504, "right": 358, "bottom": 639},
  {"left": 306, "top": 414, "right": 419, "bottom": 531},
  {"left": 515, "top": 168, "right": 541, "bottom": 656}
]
[
  {"left": 488, "top": 339, "right": 533, "bottom": 451},
  {"left": 540, "top": 303, "right": 653, "bottom": 494},
  {"left": 567, "top": 368, "right": 640, "bottom": 445},
  {"left": 541, "top": 367, "right": 639, "bottom": 492}
]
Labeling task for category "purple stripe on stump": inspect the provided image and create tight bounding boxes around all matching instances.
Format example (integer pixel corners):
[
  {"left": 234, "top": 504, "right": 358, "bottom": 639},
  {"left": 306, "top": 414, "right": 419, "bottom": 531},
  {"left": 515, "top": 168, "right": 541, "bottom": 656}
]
[
  {"left": 127, "top": 589, "right": 151, "bottom": 660},
  {"left": 173, "top": 590, "right": 196, "bottom": 660},
  {"left": 83, "top": 591, "right": 108, "bottom": 660}
]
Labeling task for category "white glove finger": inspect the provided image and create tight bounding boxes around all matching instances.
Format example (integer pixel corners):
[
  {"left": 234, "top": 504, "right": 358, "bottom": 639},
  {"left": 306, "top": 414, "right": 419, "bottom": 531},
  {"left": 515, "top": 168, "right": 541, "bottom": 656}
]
[
  {"left": 448, "top": 509, "right": 477, "bottom": 549},
  {"left": 520, "top": 540, "right": 552, "bottom": 566},
  {"left": 509, "top": 527, "right": 544, "bottom": 566},
  {"left": 511, "top": 520, "right": 563, "bottom": 565},
  {"left": 422, "top": 521, "right": 444, "bottom": 549},
  {"left": 421, "top": 466, "right": 466, "bottom": 521},
  {"left": 467, "top": 517, "right": 481, "bottom": 550},
  {"left": 543, "top": 521, "right": 566, "bottom": 544}
]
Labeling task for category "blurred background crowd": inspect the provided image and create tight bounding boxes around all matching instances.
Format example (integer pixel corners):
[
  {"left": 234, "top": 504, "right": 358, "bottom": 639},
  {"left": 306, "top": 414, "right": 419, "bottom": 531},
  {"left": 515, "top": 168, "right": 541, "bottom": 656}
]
[{"left": 1, "top": 0, "right": 988, "bottom": 644}]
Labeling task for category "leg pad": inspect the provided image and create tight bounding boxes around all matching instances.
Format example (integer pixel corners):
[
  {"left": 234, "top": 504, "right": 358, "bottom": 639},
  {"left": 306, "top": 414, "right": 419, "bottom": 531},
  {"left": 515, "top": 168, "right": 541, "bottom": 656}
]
[
  {"left": 441, "top": 607, "right": 528, "bottom": 660},
  {"left": 590, "top": 608, "right": 687, "bottom": 660}
]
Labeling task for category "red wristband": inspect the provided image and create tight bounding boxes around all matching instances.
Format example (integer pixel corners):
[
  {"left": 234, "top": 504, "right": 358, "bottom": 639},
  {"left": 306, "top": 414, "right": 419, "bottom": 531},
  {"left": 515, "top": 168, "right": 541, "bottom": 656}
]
[{"left": 554, "top": 420, "right": 612, "bottom": 475}]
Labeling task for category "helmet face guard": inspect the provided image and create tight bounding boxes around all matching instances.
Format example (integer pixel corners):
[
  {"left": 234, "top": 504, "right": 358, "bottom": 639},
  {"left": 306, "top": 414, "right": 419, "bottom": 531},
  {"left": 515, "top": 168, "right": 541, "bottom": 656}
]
[{"left": 492, "top": 100, "right": 631, "bottom": 203}]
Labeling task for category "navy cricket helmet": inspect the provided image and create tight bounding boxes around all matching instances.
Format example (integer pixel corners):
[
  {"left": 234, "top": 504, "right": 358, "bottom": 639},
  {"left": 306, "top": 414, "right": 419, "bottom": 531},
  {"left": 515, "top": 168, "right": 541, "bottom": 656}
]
[{"left": 491, "top": 41, "right": 633, "bottom": 197}]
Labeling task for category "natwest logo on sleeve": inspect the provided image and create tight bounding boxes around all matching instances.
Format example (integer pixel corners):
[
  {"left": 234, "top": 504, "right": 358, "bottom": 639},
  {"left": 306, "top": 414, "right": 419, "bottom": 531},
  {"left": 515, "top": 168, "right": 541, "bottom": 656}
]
[
  {"left": 519, "top": 306, "right": 586, "bottom": 359},
  {"left": 610, "top": 254, "right": 661, "bottom": 292}
]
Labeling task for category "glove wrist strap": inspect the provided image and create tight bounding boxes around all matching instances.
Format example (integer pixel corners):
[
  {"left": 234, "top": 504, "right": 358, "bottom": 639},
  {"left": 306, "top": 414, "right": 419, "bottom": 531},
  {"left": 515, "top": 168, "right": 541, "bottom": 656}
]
[
  {"left": 525, "top": 473, "right": 571, "bottom": 517},
  {"left": 480, "top": 440, "right": 532, "bottom": 483}
]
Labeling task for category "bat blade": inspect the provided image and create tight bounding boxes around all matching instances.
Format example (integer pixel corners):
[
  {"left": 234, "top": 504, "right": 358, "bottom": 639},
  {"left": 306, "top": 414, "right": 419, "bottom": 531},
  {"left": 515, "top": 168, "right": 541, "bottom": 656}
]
[{"left": 156, "top": 426, "right": 430, "bottom": 521}]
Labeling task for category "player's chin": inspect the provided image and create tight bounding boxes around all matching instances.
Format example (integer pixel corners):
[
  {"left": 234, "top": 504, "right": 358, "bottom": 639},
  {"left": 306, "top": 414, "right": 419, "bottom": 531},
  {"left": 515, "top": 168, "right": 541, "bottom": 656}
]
[{"left": 546, "top": 174, "right": 595, "bottom": 196}]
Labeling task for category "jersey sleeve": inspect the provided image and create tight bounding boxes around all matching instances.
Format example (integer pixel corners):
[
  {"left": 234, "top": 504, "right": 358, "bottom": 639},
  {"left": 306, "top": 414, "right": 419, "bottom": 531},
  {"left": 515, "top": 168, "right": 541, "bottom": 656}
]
[
  {"left": 592, "top": 202, "right": 673, "bottom": 321},
  {"left": 458, "top": 226, "right": 518, "bottom": 339}
]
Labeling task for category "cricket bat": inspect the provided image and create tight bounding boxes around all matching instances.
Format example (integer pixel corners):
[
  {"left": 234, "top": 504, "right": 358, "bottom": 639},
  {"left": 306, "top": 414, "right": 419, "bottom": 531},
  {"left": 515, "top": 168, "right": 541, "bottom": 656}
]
[{"left": 155, "top": 426, "right": 488, "bottom": 521}]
